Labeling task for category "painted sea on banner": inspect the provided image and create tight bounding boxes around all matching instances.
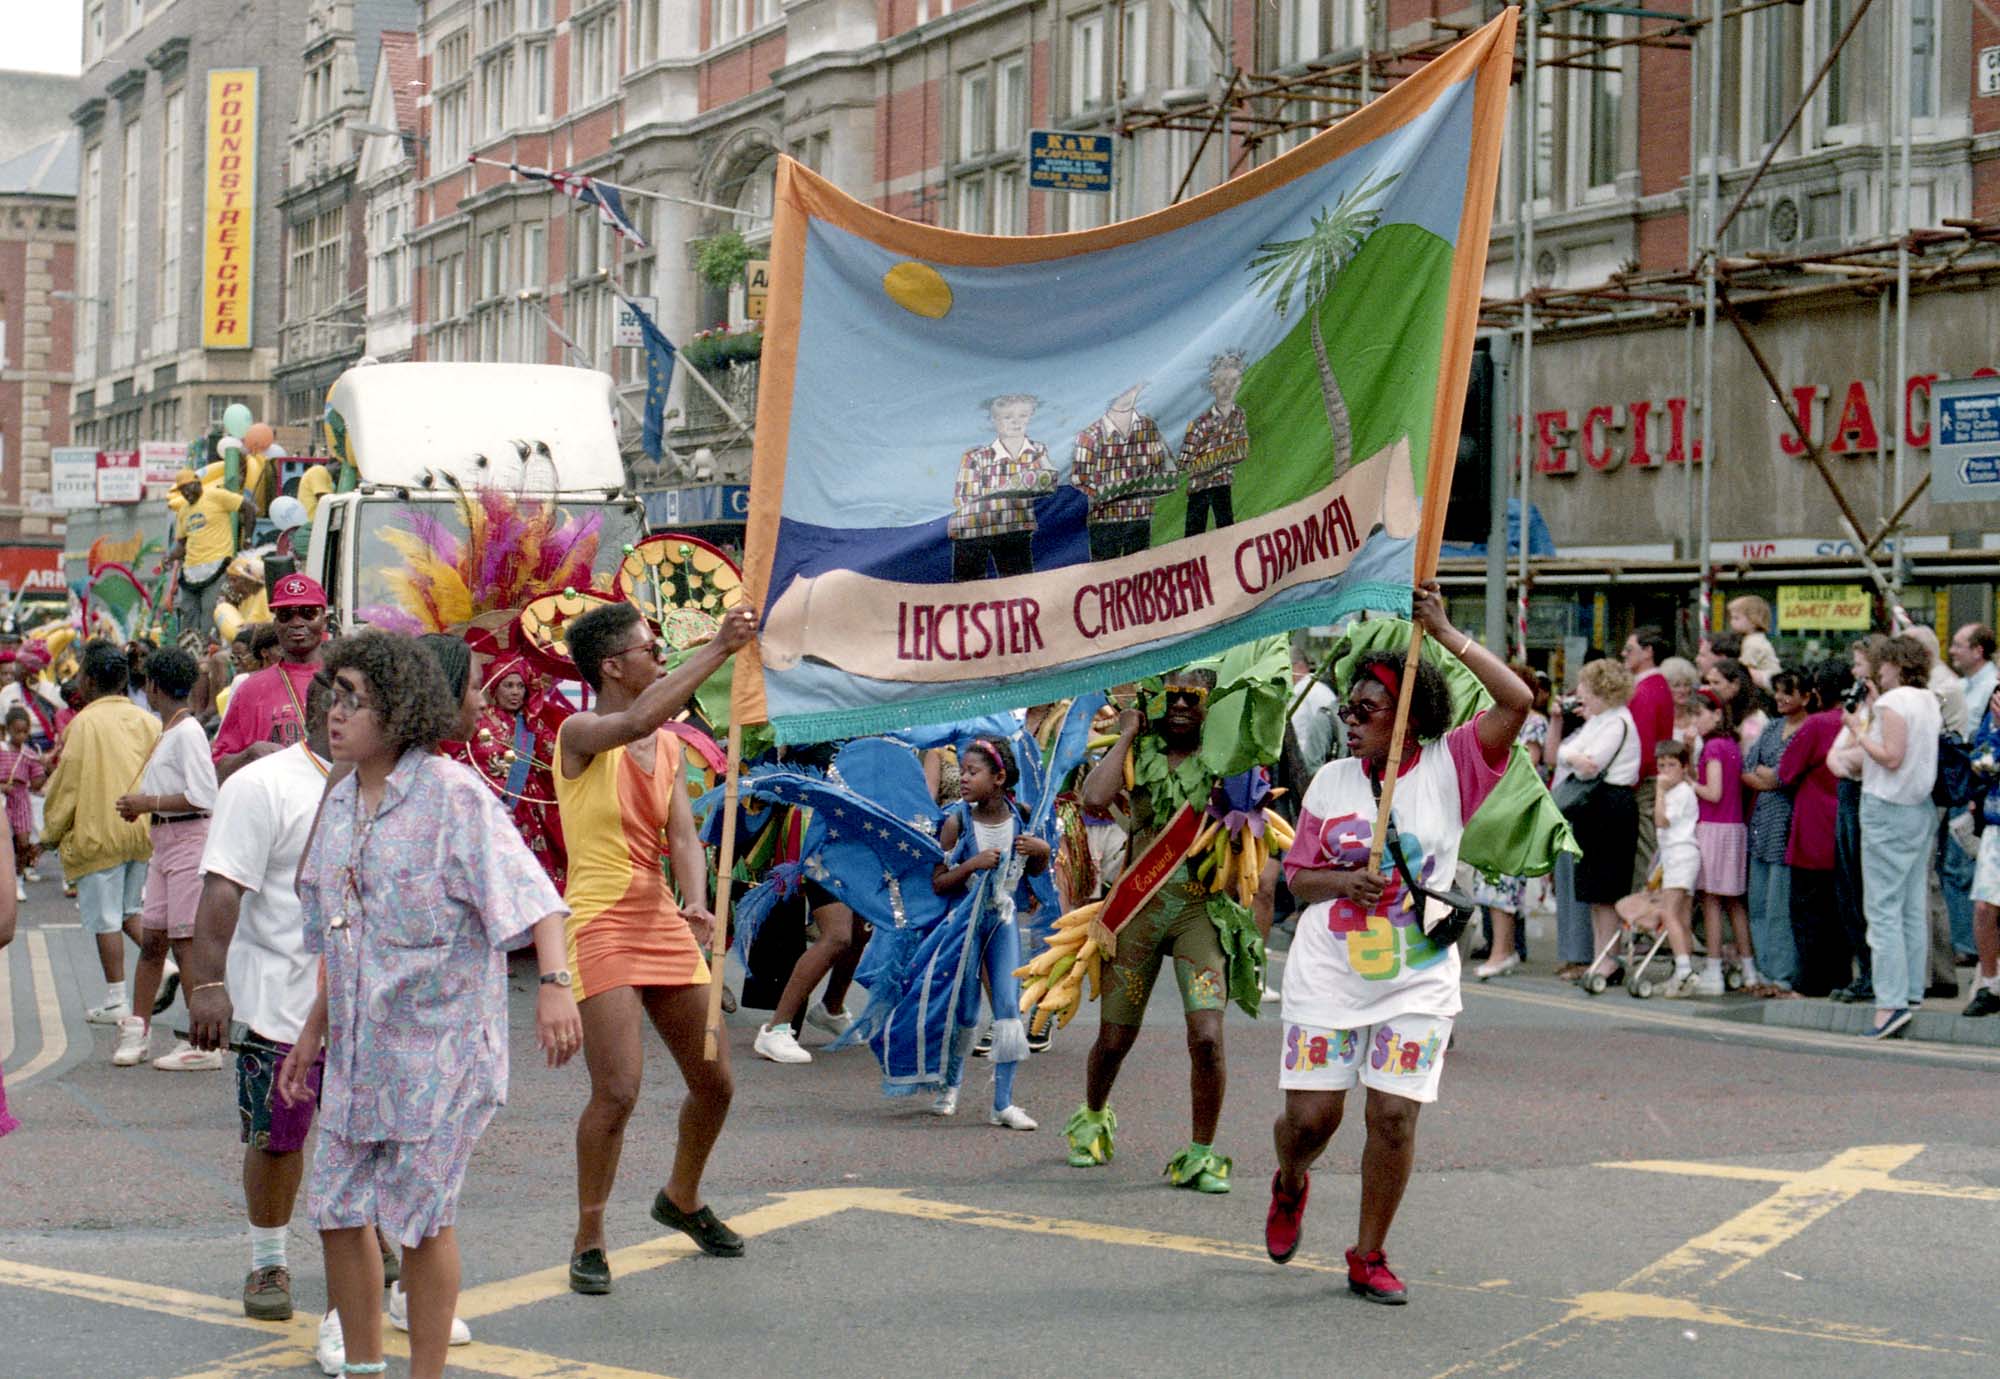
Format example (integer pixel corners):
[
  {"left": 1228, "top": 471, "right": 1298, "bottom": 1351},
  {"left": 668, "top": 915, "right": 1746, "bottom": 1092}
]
[{"left": 733, "top": 14, "right": 1516, "bottom": 741}]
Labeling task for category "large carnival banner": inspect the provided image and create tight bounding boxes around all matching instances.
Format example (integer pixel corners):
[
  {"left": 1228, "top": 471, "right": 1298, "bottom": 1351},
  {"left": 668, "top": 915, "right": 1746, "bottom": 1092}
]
[{"left": 732, "top": 13, "right": 1516, "bottom": 743}]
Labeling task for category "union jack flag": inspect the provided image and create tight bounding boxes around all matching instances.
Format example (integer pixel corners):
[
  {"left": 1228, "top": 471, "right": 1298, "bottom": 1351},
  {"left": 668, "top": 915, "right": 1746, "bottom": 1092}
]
[{"left": 511, "top": 164, "right": 647, "bottom": 248}]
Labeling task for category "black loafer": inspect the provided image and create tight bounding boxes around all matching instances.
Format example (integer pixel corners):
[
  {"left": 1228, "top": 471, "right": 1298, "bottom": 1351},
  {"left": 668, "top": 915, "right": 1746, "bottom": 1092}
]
[
  {"left": 1963, "top": 987, "right": 2000, "bottom": 1018},
  {"left": 568, "top": 1247, "right": 612, "bottom": 1294},
  {"left": 651, "top": 1191, "right": 744, "bottom": 1257}
]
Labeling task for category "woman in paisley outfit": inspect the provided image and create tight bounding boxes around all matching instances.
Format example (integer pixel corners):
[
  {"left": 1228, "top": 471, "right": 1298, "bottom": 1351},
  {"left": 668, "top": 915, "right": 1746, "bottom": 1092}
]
[{"left": 277, "top": 633, "right": 581, "bottom": 1379}]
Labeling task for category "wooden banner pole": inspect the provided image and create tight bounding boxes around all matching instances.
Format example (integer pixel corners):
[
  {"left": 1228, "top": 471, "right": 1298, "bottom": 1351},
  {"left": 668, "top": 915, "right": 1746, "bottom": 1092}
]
[
  {"left": 1365, "top": 627, "right": 1428, "bottom": 872},
  {"left": 704, "top": 720, "right": 744, "bottom": 1061}
]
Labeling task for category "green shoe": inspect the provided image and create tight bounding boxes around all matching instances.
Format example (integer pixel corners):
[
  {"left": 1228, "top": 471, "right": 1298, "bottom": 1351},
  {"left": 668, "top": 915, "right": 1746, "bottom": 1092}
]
[
  {"left": 1163, "top": 1142, "right": 1232, "bottom": 1193},
  {"left": 1064, "top": 1104, "right": 1116, "bottom": 1167}
]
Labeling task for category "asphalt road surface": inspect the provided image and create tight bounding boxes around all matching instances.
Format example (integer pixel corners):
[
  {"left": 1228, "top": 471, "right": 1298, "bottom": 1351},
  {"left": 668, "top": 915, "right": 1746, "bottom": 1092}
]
[{"left": 4, "top": 880, "right": 1997, "bottom": 1379}]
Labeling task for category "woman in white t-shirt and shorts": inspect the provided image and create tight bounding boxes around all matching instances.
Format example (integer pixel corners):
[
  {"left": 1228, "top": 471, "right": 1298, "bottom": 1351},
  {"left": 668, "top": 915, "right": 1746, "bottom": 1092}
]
[{"left": 1264, "top": 583, "right": 1531, "bottom": 1305}]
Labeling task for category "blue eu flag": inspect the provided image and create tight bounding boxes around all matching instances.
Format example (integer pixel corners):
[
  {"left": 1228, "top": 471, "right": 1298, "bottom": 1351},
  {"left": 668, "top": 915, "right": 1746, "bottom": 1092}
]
[{"left": 628, "top": 299, "right": 677, "bottom": 460}]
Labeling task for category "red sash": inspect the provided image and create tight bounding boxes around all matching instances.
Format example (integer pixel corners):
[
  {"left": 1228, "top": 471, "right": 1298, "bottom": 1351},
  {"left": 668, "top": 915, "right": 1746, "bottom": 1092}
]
[{"left": 1099, "top": 804, "right": 1204, "bottom": 935}]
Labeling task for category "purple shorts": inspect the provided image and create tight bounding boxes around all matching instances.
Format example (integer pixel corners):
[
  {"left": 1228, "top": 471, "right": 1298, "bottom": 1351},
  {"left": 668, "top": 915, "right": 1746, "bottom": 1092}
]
[{"left": 237, "top": 1030, "right": 322, "bottom": 1154}]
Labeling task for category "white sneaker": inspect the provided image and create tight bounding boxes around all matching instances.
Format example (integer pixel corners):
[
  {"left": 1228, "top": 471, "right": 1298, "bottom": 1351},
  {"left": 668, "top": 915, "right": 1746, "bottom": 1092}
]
[
  {"left": 1475, "top": 953, "right": 1522, "bottom": 981},
  {"left": 151, "top": 1040, "right": 224, "bottom": 1071},
  {"left": 315, "top": 1311, "right": 345, "bottom": 1376},
  {"left": 753, "top": 1022, "right": 812, "bottom": 1064},
  {"left": 1661, "top": 970, "right": 1701, "bottom": 999},
  {"left": 13, "top": 877, "right": 22, "bottom": 902},
  {"left": 86, "top": 998, "right": 131, "bottom": 1025},
  {"left": 931, "top": 1086, "right": 959, "bottom": 1117},
  {"left": 387, "top": 1281, "right": 472, "bottom": 1345},
  {"left": 1693, "top": 967, "right": 1725, "bottom": 997},
  {"left": 23, "top": 866, "right": 38, "bottom": 882},
  {"left": 803, "top": 1001, "right": 853, "bottom": 1039},
  {"left": 111, "top": 1016, "right": 150, "bottom": 1066},
  {"left": 989, "top": 1104, "right": 1037, "bottom": 1131}
]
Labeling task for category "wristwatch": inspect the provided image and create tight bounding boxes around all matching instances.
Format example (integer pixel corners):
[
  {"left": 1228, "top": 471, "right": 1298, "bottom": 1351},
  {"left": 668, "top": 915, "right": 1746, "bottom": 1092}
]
[{"left": 539, "top": 969, "right": 572, "bottom": 988}]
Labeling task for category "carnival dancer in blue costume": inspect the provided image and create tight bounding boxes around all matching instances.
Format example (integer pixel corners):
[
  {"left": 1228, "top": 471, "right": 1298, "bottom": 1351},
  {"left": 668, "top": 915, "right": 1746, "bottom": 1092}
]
[{"left": 916, "top": 738, "right": 1050, "bottom": 1127}]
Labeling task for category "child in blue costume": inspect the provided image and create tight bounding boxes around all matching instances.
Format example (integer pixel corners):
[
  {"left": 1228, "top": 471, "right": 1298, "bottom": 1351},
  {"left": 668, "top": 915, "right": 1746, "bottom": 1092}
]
[{"left": 921, "top": 739, "right": 1051, "bottom": 1126}]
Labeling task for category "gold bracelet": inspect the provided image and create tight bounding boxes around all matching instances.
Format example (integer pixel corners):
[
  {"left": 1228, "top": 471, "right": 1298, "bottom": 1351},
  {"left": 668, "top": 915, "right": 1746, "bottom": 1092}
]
[
  {"left": 1456, "top": 631, "right": 1474, "bottom": 658},
  {"left": 189, "top": 981, "right": 227, "bottom": 995}
]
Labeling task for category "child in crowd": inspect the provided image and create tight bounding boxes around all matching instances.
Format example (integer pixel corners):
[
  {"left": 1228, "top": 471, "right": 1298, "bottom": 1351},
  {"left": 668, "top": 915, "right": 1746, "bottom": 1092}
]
[
  {"left": 1728, "top": 595, "right": 1781, "bottom": 689},
  {"left": 1617, "top": 741, "right": 1702, "bottom": 995},
  {"left": 0, "top": 707, "right": 45, "bottom": 901},
  {"left": 1692, "top": 688, "right": 1757, "bottom": 994}
]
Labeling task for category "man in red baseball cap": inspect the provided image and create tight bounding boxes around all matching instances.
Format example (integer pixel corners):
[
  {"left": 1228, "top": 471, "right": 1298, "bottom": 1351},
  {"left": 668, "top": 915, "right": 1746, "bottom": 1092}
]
[{"left": 213, "top": 575, "right": 329, "bottom": 784}]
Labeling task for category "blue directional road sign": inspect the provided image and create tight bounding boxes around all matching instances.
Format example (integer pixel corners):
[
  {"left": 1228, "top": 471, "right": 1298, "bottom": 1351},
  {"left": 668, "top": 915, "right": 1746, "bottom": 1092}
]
[{"left": 1930, "top": 375, "right": 2000, "bottom": 504}]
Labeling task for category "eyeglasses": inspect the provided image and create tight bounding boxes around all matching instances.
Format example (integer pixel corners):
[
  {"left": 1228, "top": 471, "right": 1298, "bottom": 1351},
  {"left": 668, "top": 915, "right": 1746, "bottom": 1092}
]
[
  {"left": 612, "top": 637, "right": 666, "bottom": 665},
  {"left": 273, "top": 606, "right": 322, "bottom": 623},
  {"left": 1337, "top": 699, "right": 1389, "bottom": 726},
  {"left": 1163, "top": 687, "right": 1209, "bottom": 708},
  {"left": 325, "top": 680, "right": 375, "bottom": 717}
]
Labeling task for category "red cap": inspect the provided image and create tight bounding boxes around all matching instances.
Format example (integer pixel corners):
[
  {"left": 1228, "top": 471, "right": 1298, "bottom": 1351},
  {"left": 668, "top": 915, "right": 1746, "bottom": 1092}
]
[{"left": 269, "top": 573, "right": 328, "bottom": 609}]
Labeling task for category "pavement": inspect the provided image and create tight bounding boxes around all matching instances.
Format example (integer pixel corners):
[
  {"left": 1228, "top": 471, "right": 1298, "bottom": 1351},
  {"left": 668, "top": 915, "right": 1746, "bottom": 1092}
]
[{"left": 4, "top": 876, "right": 1999, "bottom": 1379}]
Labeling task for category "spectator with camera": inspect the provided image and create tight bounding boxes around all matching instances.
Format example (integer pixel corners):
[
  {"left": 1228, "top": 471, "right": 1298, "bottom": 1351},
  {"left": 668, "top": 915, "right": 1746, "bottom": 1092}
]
[{"left": 1843, "top": 634, "right": 1941, "bottom": 1038}]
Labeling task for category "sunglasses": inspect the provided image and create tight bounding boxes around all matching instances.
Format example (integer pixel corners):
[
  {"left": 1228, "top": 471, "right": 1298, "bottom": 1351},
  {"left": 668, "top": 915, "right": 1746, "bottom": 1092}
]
[
  {"left": 612, "top": 637, "right": 666, "bottom": 665},
  {"left": 1162, "top": 686, "right": 1209, "bottom": 708},
  {"left": 1337, "top": 698, "right": 1390, "bottom": 726},
  {"left": 325, "top": 681, "right": 374, "bottom": 716},
  {"left": 273, "top": 605, "right": 322, "bottom": 623}
]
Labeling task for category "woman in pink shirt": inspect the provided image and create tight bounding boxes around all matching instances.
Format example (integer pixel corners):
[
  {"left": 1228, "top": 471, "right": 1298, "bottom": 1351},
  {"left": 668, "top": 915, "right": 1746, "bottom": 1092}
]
[{"left": 1692, "top": 689, "right": 1756, "bottom": 993}]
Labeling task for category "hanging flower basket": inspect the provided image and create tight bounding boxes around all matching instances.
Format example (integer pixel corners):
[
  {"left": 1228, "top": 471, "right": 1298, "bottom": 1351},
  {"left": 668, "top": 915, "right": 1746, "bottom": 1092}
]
[{"left": 683, "top": 324, "right": 764, "bottom": 371}]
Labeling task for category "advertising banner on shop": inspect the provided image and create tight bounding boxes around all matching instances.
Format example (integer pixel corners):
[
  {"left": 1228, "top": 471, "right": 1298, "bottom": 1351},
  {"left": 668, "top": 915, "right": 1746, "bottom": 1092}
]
[
  {"left": 201, "top": 69, "right": 258, "bottom": 350},
  {"left": 730, "top": 14, "right": 1518, "bottom": 741}
]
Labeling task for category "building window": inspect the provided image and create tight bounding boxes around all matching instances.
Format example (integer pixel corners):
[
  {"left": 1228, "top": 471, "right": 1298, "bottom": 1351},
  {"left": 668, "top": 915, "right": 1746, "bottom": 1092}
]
[
  {"left": 727, "top": 151, "right": 778, "bottom": 241},
  {"left": 573, "top": 9, "right": 618, "bottom": 106},
  {"left": 373, "top": 203, "right": 406, "bottom": 311},
  {"left": 1170, "top": 0, "right": 1214, "bottom": 88},
  {"left": 630, "top": 0, "right": 660, "bottom": 67},
  {"left": 479, "top": 0, "right": 516, "bottom": 46},
  {"left": 959, "top": 69, "right": 993, "bottom": 160},
  {"left": 479, "top": 227, "right": 512, "bottom": 301},
  {"left": 1070, "top": 11, "right": 1106, "bottom": 112},
  {"left": 954, "top": 176, "right": 989, "bottom": 234},
  {"left": 1910, "top": 0, "right": 1938, "bottom": 121},
  {"left": 1167, "top": 125, "right": 1217, "bottom": 199},
  {"left": 992, "top": 168, "right": 1024, "bottom": 235},
  {"left": 1575, "top": 13, "right": 1623, "bottom": 192},
  {"left": 480, "top": 48, "right": 515, "bottom": 138},
  {"left": 155, "top": 87, "right": 184, "bottom": 351},
  {"left": 996, "top": 57, "right": 1026, "bottom": 149},
  {"left": 1275, "top": 0, "right": 1318, "bottom": 67},
  {"left": 525, "top": 42, "right": 551, "bottom": 119},
  {"left": 525, "top": 0, "right": 550, "bottom": 28},
  {"left": 85, "top": 0, "right": 104, "bottom": 64},
  {"left": 522, "top": 221, "right": 546, "bottom": 292},
  {"left": 116, "top": 119, "right": 141, "bottom": 356},
  {"left": 434, "top": 30, "right": 472, "bottom": 167},
  {"left": 1120, "top": 2, "right": 1148, "bottom": 97},
  {"left": 79, "top": 142, "right": 102, "bottom": 365},
  {"left": 1740, "top": 5, "right": 1801, "bottom": 160}
]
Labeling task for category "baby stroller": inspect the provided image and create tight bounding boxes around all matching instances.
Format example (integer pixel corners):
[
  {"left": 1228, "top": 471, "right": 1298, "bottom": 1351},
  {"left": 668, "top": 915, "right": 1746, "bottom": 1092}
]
[{"left": 1580, "top": 872, "right": 1678, "bottom": 999}]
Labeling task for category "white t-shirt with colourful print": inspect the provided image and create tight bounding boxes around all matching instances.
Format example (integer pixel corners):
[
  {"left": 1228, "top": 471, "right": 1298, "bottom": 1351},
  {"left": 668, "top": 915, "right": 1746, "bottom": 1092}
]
[{"left": 1281, "top": 716, "right": 1508, "bottom": 1030}]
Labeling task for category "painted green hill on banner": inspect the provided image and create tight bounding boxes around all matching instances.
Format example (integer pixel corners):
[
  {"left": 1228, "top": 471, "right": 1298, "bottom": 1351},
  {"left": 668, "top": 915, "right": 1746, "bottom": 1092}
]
[{"left": 1149, "top": 220, "right": 1453, "bottom": 542}]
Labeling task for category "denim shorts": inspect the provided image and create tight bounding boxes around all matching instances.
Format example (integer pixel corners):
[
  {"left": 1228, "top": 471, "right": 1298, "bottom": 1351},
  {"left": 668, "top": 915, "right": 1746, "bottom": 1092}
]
[{"left": 75, "top": 859, "right": 147, "bottom": 934}]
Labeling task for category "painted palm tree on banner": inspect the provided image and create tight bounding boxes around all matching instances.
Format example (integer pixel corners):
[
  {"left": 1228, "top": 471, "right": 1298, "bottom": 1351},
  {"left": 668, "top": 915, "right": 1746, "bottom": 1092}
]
[{"left": 1247, "top": 171, "right": 1399, "bottom": 474}]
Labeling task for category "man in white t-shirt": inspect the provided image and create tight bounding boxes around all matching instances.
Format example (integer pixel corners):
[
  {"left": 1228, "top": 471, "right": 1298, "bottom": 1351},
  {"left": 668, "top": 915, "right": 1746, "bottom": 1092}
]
[
  {"left": 1290, "top": 650, "right": 1338, "bottom": 775},
  {"left": 184, "top": 676, "right": 335, "bottom": 1336}
]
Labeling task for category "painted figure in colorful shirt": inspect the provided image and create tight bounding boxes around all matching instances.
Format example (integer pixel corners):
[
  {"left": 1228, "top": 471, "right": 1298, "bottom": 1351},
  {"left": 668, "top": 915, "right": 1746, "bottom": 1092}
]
[
  {"left": 1179, "top": 351, "right": 1250, "bottom": 537},
  {"left": 1265, "top": 582, "right": 1529, "bottom": 1305},
  {"left": 1069, "top": 381, "right": 1175, "bottom": 562},
  {"left": 277, "top": 632, "right": 580, "bottom": 1379},
  {"left": 949, "top": 393, "right": 1056, "bottom": 581}
]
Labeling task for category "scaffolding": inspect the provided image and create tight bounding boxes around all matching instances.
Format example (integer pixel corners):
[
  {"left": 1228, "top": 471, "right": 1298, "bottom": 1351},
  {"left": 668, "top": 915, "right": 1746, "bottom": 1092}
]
[{"left": 1131, "top": 0, "right": 2000, "bottom": 655}]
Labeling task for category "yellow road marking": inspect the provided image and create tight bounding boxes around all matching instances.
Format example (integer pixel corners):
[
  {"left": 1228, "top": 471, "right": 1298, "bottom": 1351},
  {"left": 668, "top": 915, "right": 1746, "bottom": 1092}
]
[
  {"left": 8, "top": 930, "right": 66, "bottom": 1086},
  {"left": 1606, "top": 1156, "right": 2000, "bottom": 1203},
  {"left": 454, "top": 1190, "right": 852, "bottom": 1320},
  {"left": 0, "top": 1256, "right": 258, "bottom": 1327},
  {"left": 1621, "top": 1144, "right": 1924, "bottom": 1292},
  {"left": 1466, "top": 982, "right": 2000, "bottom": 1067},
  {"left": 1566, "top": 1291, "right": 1984, "bottom": 1355}
]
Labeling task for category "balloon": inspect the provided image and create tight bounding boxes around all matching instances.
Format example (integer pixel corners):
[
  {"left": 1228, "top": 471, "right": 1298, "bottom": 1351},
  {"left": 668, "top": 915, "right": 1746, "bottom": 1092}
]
[
  {"left": 222, "top": 403, "right": 253, "bottom": 438},
  {"left": 266, "top": 442, "right": 287, "bottom": 457},
  {"left": 243, "top": 422, "right": 275, "bottom": 454},
  {"left": 217, "top": 435, "right": 243, "bottom": 454}
]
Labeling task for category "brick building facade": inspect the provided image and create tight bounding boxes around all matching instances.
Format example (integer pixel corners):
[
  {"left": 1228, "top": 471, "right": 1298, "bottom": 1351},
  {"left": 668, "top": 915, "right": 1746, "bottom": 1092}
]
[{"left": 0, "top": 110, "right": 78, "bottom": 552}]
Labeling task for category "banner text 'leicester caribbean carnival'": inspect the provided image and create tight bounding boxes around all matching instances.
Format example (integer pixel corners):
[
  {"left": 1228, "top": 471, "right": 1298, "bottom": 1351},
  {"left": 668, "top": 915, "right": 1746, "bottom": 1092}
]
[{"left": 732, "top": 12, "right": 1517, "bottom": 742}]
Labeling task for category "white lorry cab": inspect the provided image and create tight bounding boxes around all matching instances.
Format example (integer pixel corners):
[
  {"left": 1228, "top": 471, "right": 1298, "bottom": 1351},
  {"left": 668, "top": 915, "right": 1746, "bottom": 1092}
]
[{"left": 309, "top": 362, "right": 647, "bottom": 631}]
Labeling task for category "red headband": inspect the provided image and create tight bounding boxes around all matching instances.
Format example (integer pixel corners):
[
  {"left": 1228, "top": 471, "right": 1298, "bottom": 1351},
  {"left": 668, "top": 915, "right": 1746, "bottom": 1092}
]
[
  {"left": 1364, "top": 663, "right": 1401, "bottom": 699},
  {"left": 968, "top": 738, "right": 1013, "bottom": 787}
]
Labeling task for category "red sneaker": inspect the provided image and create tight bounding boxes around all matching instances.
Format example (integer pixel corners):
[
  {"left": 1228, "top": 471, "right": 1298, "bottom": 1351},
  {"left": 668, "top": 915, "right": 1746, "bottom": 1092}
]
[
  {"left": 1265, "top": 1172, "right": 1310, "bottom": 1264},
  {"left": 1345, "top": 1246, "right": 1408, "bottom": 1304}
]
